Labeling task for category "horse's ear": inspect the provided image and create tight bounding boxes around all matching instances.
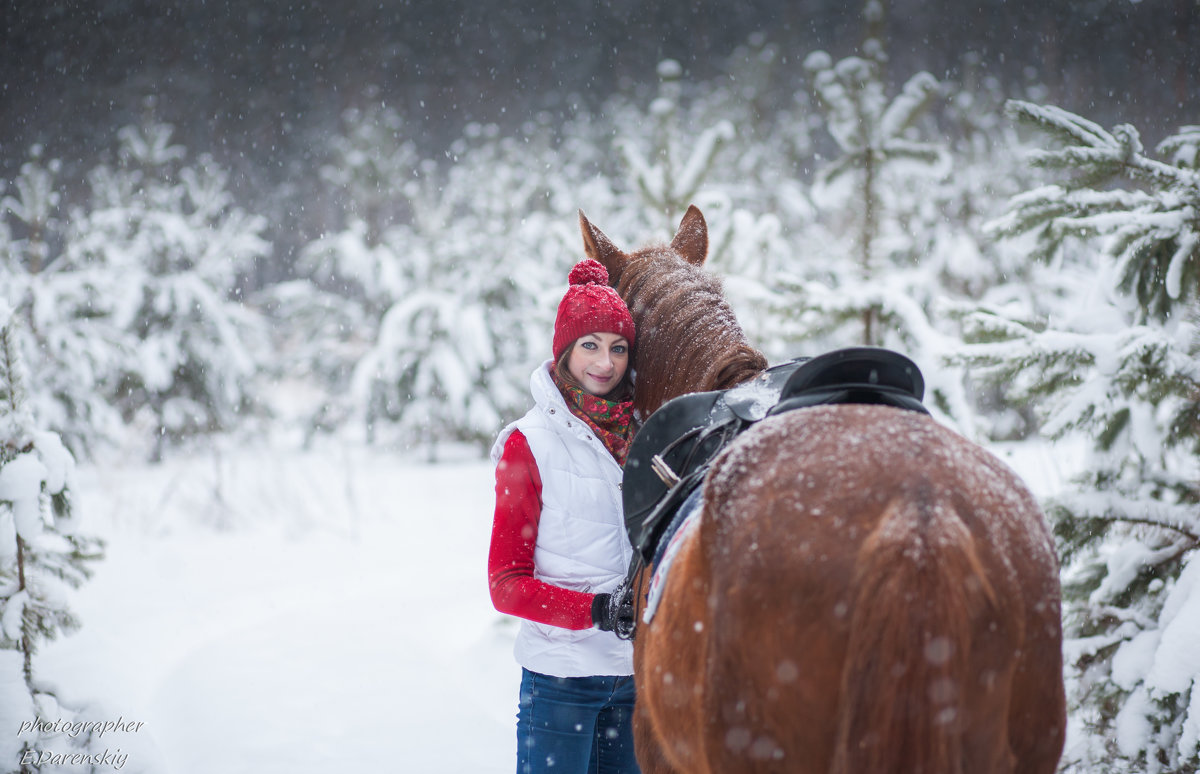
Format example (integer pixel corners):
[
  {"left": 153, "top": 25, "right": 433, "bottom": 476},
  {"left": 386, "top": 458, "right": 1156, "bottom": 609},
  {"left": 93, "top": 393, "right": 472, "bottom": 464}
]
[
  {"left": 670, "top": 205, "right": 708, "bottom": 266},
  {"left": 578, "top": 210, "right": 628, "bottom": 284}
]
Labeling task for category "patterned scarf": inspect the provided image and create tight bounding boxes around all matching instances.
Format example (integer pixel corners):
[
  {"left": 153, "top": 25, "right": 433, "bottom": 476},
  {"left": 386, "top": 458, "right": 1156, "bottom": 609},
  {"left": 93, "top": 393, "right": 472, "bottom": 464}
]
[{"left": 551, "top": 368, "right": 635, "bottom": 466}]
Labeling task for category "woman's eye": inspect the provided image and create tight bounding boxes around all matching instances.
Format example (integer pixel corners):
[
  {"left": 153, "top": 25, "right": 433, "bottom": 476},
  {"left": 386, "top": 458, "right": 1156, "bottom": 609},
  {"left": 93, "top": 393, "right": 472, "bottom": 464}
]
[
  {"left": 581, "top": 341, "right": 597, "bottom": 350},
  {"left": 612, "top": 345, "right": 627, "bottom": 354}
]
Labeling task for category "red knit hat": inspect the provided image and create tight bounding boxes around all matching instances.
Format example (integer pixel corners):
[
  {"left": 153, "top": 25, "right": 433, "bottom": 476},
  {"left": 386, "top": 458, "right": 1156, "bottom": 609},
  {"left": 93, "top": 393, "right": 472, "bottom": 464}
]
[{"left": 552, "top": 259, "right": 636, "bottom": 361}]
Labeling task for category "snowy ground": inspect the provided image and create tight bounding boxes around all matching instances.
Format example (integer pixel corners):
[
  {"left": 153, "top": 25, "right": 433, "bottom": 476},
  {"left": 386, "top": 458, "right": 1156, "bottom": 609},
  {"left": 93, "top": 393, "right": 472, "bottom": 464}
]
[
  {"left": 35, "top": 435, "right": 1073, "bottom": 774},
  {"left": 39, "top": 442, "right": 521, "bottom": 774}
]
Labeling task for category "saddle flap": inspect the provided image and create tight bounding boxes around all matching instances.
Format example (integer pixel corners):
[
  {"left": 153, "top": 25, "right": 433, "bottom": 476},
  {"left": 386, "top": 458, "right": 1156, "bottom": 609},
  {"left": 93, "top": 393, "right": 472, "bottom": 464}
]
[{"left": 623, "top": 389, "right": 723, "bottom": 536}]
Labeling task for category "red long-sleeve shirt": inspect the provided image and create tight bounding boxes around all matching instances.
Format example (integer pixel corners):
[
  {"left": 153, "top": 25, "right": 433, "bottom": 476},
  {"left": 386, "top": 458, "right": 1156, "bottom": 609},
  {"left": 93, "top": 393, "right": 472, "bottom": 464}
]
[{"left": 487, "top": 430, "right": 598, "bottom": 630}]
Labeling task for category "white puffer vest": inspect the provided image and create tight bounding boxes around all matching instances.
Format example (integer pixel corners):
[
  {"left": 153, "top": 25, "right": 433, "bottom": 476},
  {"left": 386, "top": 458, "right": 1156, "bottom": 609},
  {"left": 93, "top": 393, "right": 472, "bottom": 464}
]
[{"left": 491, "top": 361, "right": 635, "bottom": 677}]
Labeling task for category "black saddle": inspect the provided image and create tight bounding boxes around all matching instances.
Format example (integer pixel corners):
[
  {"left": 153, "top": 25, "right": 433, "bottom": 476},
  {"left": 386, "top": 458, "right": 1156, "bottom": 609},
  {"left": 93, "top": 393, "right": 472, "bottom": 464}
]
[{"left": 623, "top": 347, "right": 927, "bottom": 564}]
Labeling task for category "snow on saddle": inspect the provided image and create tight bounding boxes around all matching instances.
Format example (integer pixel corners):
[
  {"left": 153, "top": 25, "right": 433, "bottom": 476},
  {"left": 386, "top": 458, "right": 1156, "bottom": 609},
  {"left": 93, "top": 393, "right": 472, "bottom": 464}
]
[{"left": 623, "top": 346, "right": 928, "bottom": 567}]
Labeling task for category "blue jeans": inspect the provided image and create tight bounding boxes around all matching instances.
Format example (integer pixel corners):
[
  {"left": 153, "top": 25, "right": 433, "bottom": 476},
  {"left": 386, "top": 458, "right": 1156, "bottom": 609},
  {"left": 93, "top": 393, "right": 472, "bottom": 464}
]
[{"left": 516, "top": 668, "right": 641, "bottom": 774}]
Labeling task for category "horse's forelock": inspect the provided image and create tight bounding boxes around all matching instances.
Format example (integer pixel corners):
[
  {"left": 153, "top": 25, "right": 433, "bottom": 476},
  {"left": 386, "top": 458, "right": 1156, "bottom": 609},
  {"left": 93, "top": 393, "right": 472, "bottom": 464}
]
[
  {"left": 616, "top": 247, "right": 765, "bottom": 415},
  {"left": 618, "top": 246, "right": 718, "bottom": 309}
]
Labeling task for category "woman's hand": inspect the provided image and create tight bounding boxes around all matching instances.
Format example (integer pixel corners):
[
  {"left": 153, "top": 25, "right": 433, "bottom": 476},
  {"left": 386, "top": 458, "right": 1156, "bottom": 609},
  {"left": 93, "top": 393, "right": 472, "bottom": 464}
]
[{"left": 591, "top": 583, "right": 636, "bottom": 637}]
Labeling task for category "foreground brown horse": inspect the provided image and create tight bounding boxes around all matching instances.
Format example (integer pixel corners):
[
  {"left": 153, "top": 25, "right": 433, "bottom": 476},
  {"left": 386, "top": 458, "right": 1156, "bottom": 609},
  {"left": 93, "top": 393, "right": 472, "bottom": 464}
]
[{"left": 579, "top": 206, "right": 1066, "bottom": 774}]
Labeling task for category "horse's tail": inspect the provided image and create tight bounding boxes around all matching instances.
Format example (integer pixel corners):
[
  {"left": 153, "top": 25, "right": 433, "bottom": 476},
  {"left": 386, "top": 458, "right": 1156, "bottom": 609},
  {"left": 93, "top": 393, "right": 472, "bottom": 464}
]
[{"left": 831, "top": 487, "right": 998, "bottom": 774}]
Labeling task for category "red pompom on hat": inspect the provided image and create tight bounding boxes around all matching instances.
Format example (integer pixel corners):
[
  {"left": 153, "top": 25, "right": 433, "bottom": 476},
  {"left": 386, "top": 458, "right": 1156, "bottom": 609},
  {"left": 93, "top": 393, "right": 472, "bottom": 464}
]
[{"left": 552, "top": 259, "right": 636, "bottom": 361}]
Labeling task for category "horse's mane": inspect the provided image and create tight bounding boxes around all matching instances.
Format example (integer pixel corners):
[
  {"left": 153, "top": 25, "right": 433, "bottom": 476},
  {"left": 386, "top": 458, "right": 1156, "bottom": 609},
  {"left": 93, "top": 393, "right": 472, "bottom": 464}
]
[{"left": 616, "top": 246, "right": 768, "bottom": 418}]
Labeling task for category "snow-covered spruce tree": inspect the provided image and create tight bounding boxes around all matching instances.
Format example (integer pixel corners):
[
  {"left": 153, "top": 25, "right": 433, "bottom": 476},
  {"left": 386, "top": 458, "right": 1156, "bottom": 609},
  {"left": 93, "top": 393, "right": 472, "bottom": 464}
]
[
  {"left": 0, "top": 302, "right": 104, "bottom": 772},
  {"left": 689, "top": 42, "right": 830, "bottom": 364},
  {"left": 795, "top": 23, "right": 983, "bottom": 427},
  {"left": 1, "top": 147, "right": 129, "bottom": 458},
  {"left": 919, "top": 56, "right": 1056, "bottom": 440},
  {"left": 294, "top": 112, "right": 575, "bottom": 455},
  {"left": 351, "top": 123, "right": 572, "bottom": 456},
  {"left": 606, "top": 53, "right": 817, "bottom": 364},
  {"left": 704, "top": 206, "right": 808, "bottom": 362},
  {"left": 799, "top": 41, "right": 944, "bottom": 348},
  {"left": 318, "top": 100, "right": 422, "bottom": 249},
  {"left": 954, "top": 103, "right": 1200, "bottom": 773},
  {"left": 68, "top": 122, "right": 271, "bottom": 461},
  {"left": 614, "top": 59, "right": 735, "bottom": 235},
  {"left": 264, "top": 104, "right": 425, "bottom": 444},
  {"left": 920, "top": 54, "right": 1050, "bottom": 304},
  {"left": 0, "top": 146, "right": 59, "bottom": 276}
]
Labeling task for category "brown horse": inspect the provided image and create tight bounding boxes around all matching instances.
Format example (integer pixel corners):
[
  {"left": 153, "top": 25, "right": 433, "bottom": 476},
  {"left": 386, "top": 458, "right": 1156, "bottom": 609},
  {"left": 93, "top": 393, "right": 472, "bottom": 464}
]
[{"left": 579, "top": 206, "right": 1066, "bottom": 774}]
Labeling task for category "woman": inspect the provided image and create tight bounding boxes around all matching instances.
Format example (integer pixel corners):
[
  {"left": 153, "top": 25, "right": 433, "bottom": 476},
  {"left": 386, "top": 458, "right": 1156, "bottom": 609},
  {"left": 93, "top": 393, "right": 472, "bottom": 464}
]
[{"left": 488, "top": 258, "right": 641, "bottom": 774}]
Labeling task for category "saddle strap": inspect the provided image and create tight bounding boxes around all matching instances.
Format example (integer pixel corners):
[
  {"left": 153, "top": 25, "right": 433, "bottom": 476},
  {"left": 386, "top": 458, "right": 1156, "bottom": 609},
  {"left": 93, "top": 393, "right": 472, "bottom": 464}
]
[{"left": 630, "top": 416, "right": 741, "bottom": 563}]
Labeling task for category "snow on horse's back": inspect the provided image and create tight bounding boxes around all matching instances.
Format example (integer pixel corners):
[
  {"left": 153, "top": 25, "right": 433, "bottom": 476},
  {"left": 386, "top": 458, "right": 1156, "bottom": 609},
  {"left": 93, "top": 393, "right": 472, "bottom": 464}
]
[{"left": 578, "top": 205, "right": 1067, "bottom": 774}]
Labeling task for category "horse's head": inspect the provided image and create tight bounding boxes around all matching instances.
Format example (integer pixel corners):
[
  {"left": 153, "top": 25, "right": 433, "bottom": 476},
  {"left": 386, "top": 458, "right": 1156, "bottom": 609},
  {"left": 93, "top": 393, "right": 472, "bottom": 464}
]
[
  {"left": 576, "top": 206, "right": 767, "bottom": 417},
  {"left": 578, "top": 205, "right": 709, "bottom": 288}
]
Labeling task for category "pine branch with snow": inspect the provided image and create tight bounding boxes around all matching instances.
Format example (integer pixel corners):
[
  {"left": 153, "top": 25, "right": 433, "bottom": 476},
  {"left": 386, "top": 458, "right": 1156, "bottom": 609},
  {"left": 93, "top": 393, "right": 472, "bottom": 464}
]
[
  {"left": 0, "top": 302, "right": 104, "bottom": 772},
  {"left": 0, "top": 310, "right": 34, "bottom": 443},
  {"left": 956, "top": 295, "right": 1200, "bottom": 774},
  {"left": 956, "top": 104, "right": 1200, "bottom": 773},
  {"left": 991, "top": 101, "right": 1200, "bottom": 322},
  {"left": 804, "top": 52, "right": 944, "bottom": 183},
  {"left": 955, "top": 278, "right": 1200, "bottom": 774}
]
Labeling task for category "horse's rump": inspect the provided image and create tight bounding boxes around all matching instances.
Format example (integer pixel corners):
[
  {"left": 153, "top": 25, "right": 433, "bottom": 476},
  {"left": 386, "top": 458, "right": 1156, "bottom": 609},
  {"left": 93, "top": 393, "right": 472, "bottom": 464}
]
[{"left": 635, "top": 403, "right": 1064, "bottom": 774}]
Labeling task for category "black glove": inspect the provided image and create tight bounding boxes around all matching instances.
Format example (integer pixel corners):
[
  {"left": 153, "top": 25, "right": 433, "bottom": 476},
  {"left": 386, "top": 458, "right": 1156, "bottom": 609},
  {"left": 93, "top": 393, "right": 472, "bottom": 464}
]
[{"left": 591, "top": 583, "right": 636, "bottom": 638}]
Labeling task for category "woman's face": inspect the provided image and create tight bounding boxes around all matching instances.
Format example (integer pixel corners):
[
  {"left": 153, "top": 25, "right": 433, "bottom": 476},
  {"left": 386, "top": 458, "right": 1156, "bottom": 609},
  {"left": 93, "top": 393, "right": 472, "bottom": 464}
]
[{"left": 567, "top": 332, "right": 630, "bottom": 397}]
